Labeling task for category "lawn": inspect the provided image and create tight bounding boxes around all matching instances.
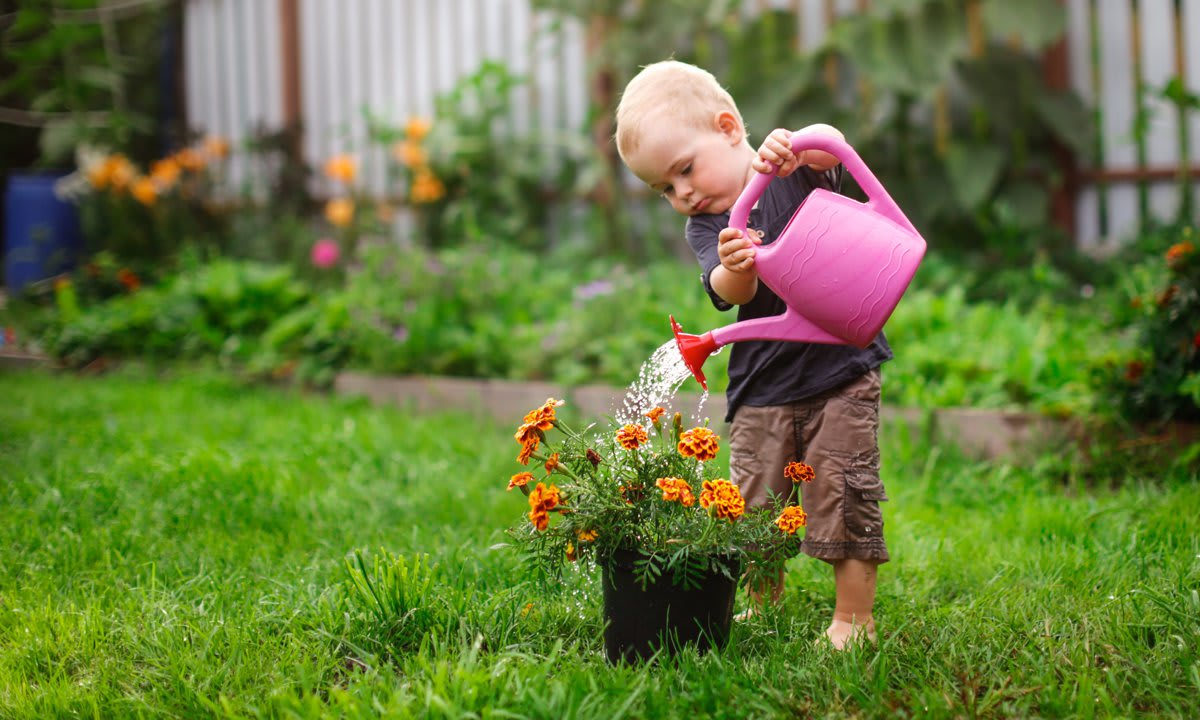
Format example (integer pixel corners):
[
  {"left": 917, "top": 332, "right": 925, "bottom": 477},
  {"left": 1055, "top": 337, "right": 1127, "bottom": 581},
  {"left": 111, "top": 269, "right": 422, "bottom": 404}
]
[{"left": 1, "top": 368, "right": 1197, "bottom": 719}]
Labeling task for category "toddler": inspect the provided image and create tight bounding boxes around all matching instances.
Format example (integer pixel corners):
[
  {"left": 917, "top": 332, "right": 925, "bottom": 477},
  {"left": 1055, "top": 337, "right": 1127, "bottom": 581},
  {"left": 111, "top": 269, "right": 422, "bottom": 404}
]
[{"left": 615, "top": 60, "right": 893, "bottom": 649}]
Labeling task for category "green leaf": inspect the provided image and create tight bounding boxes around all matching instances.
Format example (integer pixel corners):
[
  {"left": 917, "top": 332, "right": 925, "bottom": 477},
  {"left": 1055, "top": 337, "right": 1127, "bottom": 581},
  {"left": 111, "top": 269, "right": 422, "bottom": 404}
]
[
  {"left": 1032, "top": 91, "right": 1096, "bottom": 161},
  {"left": 944, "top": 141, "right": 1006, "bottom": 211},
  {"left": 981, "top": 0, "right": 1065, "bottom": 50},
  {"left": 993, "top": 180, "right": 1049, "bottom": 229}
]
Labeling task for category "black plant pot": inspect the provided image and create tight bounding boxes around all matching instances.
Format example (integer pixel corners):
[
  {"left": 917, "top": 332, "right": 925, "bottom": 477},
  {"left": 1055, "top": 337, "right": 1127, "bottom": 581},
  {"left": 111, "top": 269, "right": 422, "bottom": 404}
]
[{"left": 601, "top": 549, "right": 740, "bottom": 664}]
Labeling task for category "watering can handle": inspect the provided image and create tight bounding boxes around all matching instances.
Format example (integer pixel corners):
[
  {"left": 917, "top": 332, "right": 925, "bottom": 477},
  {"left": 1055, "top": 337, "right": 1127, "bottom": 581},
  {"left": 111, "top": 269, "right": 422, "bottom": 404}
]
[{"left": 728, "top": 133, "right": 919, "bottom": 237}]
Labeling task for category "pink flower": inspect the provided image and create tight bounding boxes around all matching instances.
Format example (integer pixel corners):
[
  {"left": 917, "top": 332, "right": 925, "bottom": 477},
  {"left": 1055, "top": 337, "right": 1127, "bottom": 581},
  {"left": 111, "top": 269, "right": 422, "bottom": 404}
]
[{"left": 311, "top": 238, "right": 340, "bottom": 268}]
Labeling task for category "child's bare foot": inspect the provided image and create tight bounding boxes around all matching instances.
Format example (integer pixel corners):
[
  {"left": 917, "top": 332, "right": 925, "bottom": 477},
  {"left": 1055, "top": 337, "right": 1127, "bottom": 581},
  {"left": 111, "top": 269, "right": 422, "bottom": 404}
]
[{"left": 822, "top": 617, "right": 877, "bottom": 650}]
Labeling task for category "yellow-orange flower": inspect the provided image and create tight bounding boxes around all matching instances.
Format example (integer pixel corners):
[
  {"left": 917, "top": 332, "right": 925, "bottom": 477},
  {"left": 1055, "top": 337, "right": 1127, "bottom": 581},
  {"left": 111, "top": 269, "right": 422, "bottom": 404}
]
[
  {"left": 203, "top": 136, "right": 230, "bottom": 159},
  {"left": 784, "top": 461, "right": 815, "bottom": 483},
  {"left": 775, "top": 505, "right": 808, "bottom": 534},
  {"left": 324, "top": 154, "right": 357, "bottom": 183},
  {"left": 392, "top": 140, "right": 426, "bottom": 167},
  {"left": 655, "top": 477, "right": 696, "bottom": 507},
  {"left": 616, "top": 423, "right": 649, "bottom": 450},
  {"left": 89, "top": 154, "right": 135, "bottom": 191},
  {"left": 131, "top": 177, "right": 158, "bottom": 206},
  {"left": 405, "top": 116, "right": 432, "bottom": 141},
  {"left": 678, "top": 427, "right": 719, "bottom": 461},
  {"left": 565, "top": 542, "right": 577, "bottom": 562},
  {"left": 324, "top": 197, "right": 355, "bottom": 228},
  {"left": 699, "top": 479, "right": 745, "bottom": 520},
  {"left": 544, "top": 453, "right": 561, "bottom": 474},
  {"left": 644, "top": 406, "right": 665, "bottom": 424},
  {"left": 529, "top": 506, "right": 549, "bottom": 531},
  {"left": 577, "top": 529, "right": 598, "bottom": 542},
  {"left": 508, "top": 471, "right": 534, "bottom": 491},
  {"left": 516, "top": 435, "right": 539, "bottom": 465},
  {"left": 410, "top": 168, "right": 445, "bottom": 204},
  {"left": 150, "top": 158, "right": 181, "bottom": 189},
  {"left": 116, "top": 268, "right": 141, "bottom": 292},
  {"left": 523, "top": 398, "right": 563, "bottom": 431},
  {"left": 174, "top": 147, "right": 205, "bottom": 172}
]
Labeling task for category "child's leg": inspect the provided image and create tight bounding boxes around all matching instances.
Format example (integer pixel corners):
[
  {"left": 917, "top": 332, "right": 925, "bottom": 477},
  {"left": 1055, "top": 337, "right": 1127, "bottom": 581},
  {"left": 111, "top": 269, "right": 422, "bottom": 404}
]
[{"left": 826, "top": 558, "right": 879, "bottom": 648}]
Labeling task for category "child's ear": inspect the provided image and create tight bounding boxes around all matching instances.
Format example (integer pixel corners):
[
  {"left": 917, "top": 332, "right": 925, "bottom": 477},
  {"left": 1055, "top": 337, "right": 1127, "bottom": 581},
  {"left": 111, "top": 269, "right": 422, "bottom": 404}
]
[{"left": 714, "top": 111, "right": 744, "bottom": 144}]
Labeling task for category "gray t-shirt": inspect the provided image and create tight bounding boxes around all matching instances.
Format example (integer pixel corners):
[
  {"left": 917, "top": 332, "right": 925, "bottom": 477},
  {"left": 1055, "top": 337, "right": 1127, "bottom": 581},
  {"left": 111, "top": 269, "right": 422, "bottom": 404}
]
[{"left": 685, "top": 165, "right": 893, "bottom": 422}]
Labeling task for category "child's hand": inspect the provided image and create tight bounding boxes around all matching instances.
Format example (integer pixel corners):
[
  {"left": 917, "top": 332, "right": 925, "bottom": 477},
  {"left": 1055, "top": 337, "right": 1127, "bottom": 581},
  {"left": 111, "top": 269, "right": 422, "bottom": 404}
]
[
  {"left": 752, "top": 124, "right": 844, "bottom": 176},
  {"left": 718, "top": 226, "right": 759, "bottom": 273}
]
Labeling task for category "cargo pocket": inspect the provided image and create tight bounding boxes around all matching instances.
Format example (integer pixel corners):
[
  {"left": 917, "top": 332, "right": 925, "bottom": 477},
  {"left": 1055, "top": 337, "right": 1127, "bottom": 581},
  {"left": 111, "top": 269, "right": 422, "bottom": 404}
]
[{"left": 843, "top": 468, "right": 887, "bottom": 538}]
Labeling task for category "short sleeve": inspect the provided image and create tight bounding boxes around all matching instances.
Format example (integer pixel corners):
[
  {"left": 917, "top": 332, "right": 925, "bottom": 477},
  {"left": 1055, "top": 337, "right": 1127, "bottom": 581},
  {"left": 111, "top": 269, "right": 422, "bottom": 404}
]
[{"left": 685, "top": 215, "right": 734, "bottom": 312}]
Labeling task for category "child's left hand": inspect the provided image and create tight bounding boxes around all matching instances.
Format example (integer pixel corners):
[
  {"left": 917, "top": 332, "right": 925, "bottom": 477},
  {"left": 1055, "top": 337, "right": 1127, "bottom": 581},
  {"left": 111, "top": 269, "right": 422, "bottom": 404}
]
[{"left": 752, "top": 124, "right": 844, "bottom": 176}]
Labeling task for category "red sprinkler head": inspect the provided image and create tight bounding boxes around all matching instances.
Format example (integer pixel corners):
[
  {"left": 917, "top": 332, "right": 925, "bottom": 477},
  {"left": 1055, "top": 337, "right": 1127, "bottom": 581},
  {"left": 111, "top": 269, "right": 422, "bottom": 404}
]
[{"left": 670, "top": 315, "right": 719, "bottom": 391}]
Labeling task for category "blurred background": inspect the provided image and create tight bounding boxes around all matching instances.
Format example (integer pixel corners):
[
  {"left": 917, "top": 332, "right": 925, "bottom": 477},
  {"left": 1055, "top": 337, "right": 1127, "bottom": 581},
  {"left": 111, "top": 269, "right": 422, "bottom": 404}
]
[{"left": 1, "top": 0, "right": 1198, "bottom": 425}]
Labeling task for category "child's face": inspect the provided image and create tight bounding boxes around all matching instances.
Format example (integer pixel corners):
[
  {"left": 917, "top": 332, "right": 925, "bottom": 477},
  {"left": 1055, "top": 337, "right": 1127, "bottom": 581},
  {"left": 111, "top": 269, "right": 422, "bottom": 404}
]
[{"left": 624, "top": 111, "right": 752, "bottom": 217}]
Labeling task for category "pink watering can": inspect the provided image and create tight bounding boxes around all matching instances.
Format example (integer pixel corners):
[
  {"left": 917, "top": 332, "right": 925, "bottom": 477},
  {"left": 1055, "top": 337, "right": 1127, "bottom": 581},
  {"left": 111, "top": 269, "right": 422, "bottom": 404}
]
[{"left": 671, "top": 133, "right": 926, "bottom": 389}]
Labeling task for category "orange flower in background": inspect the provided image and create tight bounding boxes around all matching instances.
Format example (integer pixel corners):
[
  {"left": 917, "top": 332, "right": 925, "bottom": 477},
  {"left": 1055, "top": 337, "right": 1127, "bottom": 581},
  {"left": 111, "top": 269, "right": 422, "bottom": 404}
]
[
  {"left": 150, "top": 157, "right": 181, "bottom": 189},
  {"left": 775, "top": 505, "right": 808, "bottom": 534},
  {"left": 89, "top": 154, "right": 135, "bottom": 191},
  {"left": 616, "top": 424, "right": 649, "bottom": 450},
  {"left": 577, "top": 529, "right": 598, "bottom": 542},
  {"left": 784, "top": 461, "right": 815, "bottom": 483},
  {"left": 116, "top": 268, "right": 141, "bottom": 292},
  {"left": 203, "top": 136, "right": 230, "bottom": 159},
  {"left": 174, "top": 147, "right": 205, "bottom": 172},
  {"left": 565, "top": 542, "right": 577, "bottom": 562},
  {"left": 678, "top": 427, "right": 719, "bottom": 461},
  {"left": 508, "top": 471, "right": 534, "bottom": 491},
  {"left": 405, "top": 116, "right": 432, "bottom": 141},
  {"left": 324, "top": 154, "right": 357, "bottom": 183},
  {"left": 523, "top": 398, "right": 563, "bottom": 432},
  {"left": 516, "top": 435, "right": 539, "bottom": 466},
  {"left": 324, "top": 197, "right": 355, "bottom": 228},
  {"left": 544, "top": 453, "right": 561, "bottom": 474},
  {"left": 529, "top": 507, "right": 549, "bottom": 531},
  {"left": 655, "top": 477, "right": 696, "bottom": 507},
  {"left": 1166, "top": 241, "right": 1194, "bottom": 268},
  {"left": 410, "top": 168, "right": 445, "bottom": 204},
  {"left": 130, "top": 177, "right": 157, "bottom": 206},
  {"left": 392, "top": 140, "right": 427, "bottom": 167},
  {"left": 699, "top": 479, "right": 745, "bottom": 520},
  {"left": 644, "top": 406, "right": 665, "bottom": 424}
]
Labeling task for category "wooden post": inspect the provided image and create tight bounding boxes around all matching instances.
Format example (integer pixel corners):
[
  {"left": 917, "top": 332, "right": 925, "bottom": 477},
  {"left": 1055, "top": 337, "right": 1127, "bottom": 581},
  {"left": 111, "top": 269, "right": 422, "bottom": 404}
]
[
  {"left": 279, "top": 0, "right": 302, "bottom": 157},
  {"left": 586, "top": 12, "right": 627, "bottom": 256},
  {"left": 1042, "top": 28, "right": 1079, "bottom": 242}
]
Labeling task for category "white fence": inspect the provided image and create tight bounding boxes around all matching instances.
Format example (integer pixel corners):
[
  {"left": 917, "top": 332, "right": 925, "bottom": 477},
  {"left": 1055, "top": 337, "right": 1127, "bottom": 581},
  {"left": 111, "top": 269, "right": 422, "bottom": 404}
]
[{"left": 184, "top": 0, "right": 1200, "bottom": 249}]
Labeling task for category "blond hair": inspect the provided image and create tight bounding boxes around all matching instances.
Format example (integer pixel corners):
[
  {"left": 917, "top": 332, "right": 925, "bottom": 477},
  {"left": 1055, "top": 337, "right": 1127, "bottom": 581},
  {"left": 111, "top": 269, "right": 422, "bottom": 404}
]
[{"left": 615, "top": 60, "right": 744, "bottom": 162}]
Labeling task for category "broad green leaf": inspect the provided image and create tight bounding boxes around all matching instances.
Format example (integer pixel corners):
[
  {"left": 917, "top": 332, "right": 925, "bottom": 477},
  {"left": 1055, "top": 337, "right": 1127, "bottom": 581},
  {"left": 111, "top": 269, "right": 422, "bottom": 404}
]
[
  {"left": 981, "top": 0, "right": 1066, "bottom": 50},
  {"left": 944, "top": 142, "right": 1006, "bottom": 211}
]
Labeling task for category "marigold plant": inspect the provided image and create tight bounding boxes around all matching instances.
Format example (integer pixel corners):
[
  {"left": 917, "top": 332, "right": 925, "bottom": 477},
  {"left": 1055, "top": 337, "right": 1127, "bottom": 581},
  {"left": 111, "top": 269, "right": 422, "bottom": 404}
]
[{"left": 502, "top": 401, "right": 807, "bottom": 589}]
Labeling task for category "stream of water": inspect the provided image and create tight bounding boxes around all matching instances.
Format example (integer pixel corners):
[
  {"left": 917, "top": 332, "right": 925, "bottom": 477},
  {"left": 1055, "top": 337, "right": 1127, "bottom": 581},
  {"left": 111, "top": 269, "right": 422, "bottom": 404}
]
[{"left": 616, "top": 340, "right": 717, "bottom": 427}]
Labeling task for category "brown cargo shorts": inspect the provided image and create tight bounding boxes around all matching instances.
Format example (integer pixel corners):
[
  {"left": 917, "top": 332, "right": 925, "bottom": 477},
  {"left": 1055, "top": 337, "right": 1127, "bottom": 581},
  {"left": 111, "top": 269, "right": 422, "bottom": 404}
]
[{"left": 729, "top": 369, "right": 889, "bottom": 563}]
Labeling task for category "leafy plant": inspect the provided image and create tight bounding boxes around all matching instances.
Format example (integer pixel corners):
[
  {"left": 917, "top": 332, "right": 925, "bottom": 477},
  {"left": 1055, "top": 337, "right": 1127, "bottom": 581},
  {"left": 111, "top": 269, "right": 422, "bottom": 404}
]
[{"left": 500, "top": 398, "right": 807, "bottom": 589}]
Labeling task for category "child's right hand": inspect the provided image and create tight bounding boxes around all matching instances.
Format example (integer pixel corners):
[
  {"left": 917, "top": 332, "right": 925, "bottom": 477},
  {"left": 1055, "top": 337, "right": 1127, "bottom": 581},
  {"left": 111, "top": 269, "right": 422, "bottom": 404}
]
[{"left": 718, "top": 226, "right": 759, "bottom": 273}]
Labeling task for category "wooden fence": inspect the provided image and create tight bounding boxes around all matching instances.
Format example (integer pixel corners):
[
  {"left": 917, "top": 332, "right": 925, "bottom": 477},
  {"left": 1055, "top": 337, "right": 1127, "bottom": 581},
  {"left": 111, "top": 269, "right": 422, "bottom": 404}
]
[{"left": 183, "top": 0, "right": 1200, "bottom": 250}]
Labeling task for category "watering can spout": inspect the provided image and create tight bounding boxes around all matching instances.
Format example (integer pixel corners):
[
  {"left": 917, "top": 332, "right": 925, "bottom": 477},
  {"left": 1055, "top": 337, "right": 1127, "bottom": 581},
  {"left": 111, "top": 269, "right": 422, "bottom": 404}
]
[{"left": 670, "top": 315, "right": 718, "bottom": 391}]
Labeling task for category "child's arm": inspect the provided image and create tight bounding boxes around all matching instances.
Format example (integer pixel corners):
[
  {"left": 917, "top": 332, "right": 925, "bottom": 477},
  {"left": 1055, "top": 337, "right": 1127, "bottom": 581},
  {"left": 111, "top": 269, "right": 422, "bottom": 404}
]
[{"left": 753, "top": 124, "right": 844, "bottom": 177}]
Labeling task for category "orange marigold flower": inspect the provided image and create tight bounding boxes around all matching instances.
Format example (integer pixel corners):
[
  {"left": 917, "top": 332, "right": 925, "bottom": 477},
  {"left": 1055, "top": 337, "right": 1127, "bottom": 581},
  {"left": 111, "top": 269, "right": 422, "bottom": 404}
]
[
  {"left": 203, "top": 136, "right": 230, "bottom": 159},
  {"left": 529, "top": 506, "right": 549, "bottom": 531},
  {"left": 565, "top": 542, "right": 577, "bottom": 562},
  {"left": 644, "top": 406, "right": 665, "bottom": 424},
  {"left": 655, "top": 477, "right": 696, "bottom": 507},
  {"left": 544, "top": 453, "right": 561, "bottom": 474},
  {"left": 324, "top": 198, "right": 355, "bottom": 228},
  {"left": 174, "top": 147, "right": 205, "bottom": 172},
  {"left": 678, "top": 427, "right": 719, "bottom": 461},
  {"left": 528, "top": 482, "right": 562, "bottom": 511},
  {"left": 116, "top": 268, "right": 141, "bottom": 292},
  {"left": 405, "top": 116, "right": 432, "bottom": 141},
  {"left": 150, "top": 157, "right": 181, "bottom": 188},
  {"left": 616, "top": 423, "right": 649, "bottom": 450},
  {"left": 392, "top": 139, "right": 427, "bottom": 167},
  {"left": 523, "top": 398, "right": 563, "bottom": 432},
  {"left": 324, "top": 154, "right": 357, "bottom": 183},
  {"left": 577, "top": 529, "right": 598, "bottom": 542},
  {"left": 517, "top": 436, "right": 539, "bottom": 466},
  {"left": 508, "top": 471, "right": 534, "bottom": 491},
  {"left": 1166, "top": 241, "right": 1194, "bottom": 267},
  {"left": 410, "top": 168, "right": 445, "bottom": 204},
  {"left": 699, "top": 479, "right": 745, "bottom": 521},
  {"left": 784, "top": 461, "right": 815, "bottom": 483},
  {"left": 131, "top": 177, "right": 157, "bottom": 206},
  {"left": 775, "top": 505, "right": 808, "bottom": 534}
]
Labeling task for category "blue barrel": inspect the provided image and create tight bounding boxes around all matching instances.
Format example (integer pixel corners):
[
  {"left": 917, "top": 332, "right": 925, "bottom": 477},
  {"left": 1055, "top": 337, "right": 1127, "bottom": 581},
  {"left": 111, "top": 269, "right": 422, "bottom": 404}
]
[{"left": 3, "top": 172, "right": 83, "bottom": 294}]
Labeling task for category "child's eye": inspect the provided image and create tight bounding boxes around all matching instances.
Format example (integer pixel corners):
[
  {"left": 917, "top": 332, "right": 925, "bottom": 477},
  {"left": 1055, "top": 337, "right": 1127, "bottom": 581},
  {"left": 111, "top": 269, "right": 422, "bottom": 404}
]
[{"left": 681, "top": 164, "right": 692, "bottom": 176}]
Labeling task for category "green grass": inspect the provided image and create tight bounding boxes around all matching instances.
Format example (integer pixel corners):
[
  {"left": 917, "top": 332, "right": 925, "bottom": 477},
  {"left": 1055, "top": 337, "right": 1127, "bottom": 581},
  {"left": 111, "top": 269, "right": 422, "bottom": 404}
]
[{"left": 1, "top": 368, "right": 1197, "bottom": 719}]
